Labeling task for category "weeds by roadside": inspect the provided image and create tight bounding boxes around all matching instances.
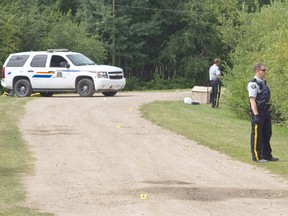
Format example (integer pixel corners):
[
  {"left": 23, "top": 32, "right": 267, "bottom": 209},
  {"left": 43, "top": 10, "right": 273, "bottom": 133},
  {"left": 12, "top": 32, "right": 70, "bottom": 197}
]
[{"left": 0, "top": 97, "right": 53, "bottom": 216}]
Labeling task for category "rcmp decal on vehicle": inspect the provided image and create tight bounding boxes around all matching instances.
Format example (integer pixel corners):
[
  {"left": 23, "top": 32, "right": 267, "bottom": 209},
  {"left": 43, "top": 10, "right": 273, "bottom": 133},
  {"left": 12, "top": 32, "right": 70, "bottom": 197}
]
[
  {"left": 61, "top": 70, "right": 80, "bottom": 72},
  {"left": 56, "top": 70, "right": 63, "bottom": 77},
  {"left": 33, "top": 70, "right": 81, "bottom": 78},
  {"left": 32, "top": 71, "right": 54, "bottom": 78}
]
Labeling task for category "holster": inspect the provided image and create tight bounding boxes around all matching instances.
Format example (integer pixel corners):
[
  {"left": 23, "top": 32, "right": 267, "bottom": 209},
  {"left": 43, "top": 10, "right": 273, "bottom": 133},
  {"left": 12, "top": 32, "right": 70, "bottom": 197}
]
[{"left": 257, "top": 100, "right": 271, "bottom": 111}]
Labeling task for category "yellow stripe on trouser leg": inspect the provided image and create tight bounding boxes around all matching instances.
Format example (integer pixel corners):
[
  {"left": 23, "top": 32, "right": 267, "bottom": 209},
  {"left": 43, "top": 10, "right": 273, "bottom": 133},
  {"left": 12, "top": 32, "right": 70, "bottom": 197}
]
[
  {"left": 216, "top": 84, "right": 220, "bottom": 107},
  {"left": 254, "top": 124, "right": 259, "bottom": 161}
]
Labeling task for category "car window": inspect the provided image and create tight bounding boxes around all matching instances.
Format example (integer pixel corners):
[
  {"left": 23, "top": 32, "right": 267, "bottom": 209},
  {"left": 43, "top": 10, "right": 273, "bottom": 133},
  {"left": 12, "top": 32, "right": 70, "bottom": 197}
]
[
  {"left": 30, "top": 55, "right": 48, "bottom": 67},
  {"left": 50, "top": 55, "right": 68, "bottom": 67},
  {"left": 6, "top": 55, "right": 30, "bottom": 67},
  {"left": 66, "top": 54, "right": 95, "bottom": 66}
]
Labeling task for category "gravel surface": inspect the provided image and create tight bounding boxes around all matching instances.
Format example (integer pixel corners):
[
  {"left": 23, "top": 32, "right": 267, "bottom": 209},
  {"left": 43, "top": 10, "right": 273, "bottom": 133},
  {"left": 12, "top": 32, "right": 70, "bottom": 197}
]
[{"left": 20, "top": 91, "right": 288, "bottom": 216}]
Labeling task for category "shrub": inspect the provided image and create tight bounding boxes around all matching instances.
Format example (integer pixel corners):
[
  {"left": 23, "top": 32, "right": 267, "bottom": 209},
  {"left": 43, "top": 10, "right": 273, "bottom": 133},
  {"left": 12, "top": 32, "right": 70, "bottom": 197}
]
[{"left": 224, "top": 2, "right": 288, "bottom": 123}]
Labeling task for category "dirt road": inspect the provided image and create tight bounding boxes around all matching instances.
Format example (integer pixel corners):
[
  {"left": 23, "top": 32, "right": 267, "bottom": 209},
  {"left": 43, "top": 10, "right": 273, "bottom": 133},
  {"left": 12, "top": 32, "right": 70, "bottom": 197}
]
[{"left": 20, "top": 91, "right": 288, "bottom": 216}]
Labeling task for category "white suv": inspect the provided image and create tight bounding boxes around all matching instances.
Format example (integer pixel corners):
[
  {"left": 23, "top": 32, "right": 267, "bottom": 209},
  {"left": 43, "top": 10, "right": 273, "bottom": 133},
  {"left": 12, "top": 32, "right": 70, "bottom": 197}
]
[{"left": 1, "top": 49, "right": 126, "bottom": 97}]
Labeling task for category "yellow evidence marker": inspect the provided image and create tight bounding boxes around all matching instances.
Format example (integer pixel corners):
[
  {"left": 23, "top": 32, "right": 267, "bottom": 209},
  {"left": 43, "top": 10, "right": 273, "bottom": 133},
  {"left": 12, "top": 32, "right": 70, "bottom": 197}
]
[{"left": 140, "top": 194, "right": 147, "bottom": 200}]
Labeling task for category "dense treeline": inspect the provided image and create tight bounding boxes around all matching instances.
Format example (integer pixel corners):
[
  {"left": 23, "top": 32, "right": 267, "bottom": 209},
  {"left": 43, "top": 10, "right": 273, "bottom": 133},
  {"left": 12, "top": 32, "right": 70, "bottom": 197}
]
[
  {"left": 0, "top": 0, "right": 265, "bottom": 84},
  {"left": 2, "top": 0, "right": 288, "bottom": 123}
]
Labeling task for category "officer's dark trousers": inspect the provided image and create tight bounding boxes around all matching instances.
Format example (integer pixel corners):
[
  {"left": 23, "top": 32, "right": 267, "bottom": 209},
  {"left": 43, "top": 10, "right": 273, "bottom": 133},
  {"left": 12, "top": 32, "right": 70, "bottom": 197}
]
[
  {"left": 210, "top": 80, "right": 219, "bottom": 108},
  {"left": 250, "top": 110, "right": 272, "bottom": 161}
]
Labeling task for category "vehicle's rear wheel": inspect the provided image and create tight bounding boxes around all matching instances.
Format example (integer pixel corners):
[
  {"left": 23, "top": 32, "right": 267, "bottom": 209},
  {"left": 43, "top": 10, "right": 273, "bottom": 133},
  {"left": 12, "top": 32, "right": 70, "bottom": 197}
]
[
  {"left": 14, "top": 79, "right": 32, "bottom": 97},
  {"left": 77, "top": 79, "right": 95, "bottom": 97},
  {"left": 102, "top": 91, "right": 117, "bottom": 97},
  {"left": 40, "top": 92, "right": 54, "bottom": 97}
]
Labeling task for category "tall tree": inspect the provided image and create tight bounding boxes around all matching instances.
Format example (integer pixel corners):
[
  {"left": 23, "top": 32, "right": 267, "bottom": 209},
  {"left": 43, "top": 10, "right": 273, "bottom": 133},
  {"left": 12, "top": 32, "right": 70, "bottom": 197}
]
[
  {"left": 77, "top": 0, "right": 163, "bottom": 80},
  {"left": 57, "top": 0, "right": 80, "bottom": 15},
  {"left": 0, "top": 2, "right": 21, "bottom": 65}
]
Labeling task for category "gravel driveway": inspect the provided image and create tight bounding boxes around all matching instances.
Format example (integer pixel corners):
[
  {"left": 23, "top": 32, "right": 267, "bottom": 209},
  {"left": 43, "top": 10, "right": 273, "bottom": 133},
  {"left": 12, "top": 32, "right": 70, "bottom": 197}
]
[{"left": 20, "top": 91, "right": 288, "bottom": 216}]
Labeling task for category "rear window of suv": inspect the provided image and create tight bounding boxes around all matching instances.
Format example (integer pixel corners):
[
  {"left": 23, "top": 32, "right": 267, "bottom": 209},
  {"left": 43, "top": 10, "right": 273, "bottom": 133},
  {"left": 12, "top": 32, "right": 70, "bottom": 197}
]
[
  {"left": 30, "top": 55, "right": 47, "bottom": 67},
  {"left": 6, "top": 55, "right": 30, "bottom": 67}
]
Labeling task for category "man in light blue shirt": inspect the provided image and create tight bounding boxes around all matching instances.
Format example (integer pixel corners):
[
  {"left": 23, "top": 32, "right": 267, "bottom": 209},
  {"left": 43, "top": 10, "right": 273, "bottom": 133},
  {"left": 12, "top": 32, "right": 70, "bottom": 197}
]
[{"left": 209, "top": 58, "right": 221, "bottom": 108}]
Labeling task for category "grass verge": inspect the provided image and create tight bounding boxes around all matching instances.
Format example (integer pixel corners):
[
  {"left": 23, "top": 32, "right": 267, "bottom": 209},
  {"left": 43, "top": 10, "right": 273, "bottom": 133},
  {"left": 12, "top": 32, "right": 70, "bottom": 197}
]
[
  {"left": 0, "top": 97, "right": 53, "bottom": 216},
  {"left": 141, "top": 100, "right": 288, "bottom": 178}
]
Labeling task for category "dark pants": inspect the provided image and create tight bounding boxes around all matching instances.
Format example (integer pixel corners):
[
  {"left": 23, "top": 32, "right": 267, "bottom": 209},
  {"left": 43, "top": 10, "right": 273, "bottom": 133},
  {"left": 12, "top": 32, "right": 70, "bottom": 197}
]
[
  {"left": 210, "top": 80, "right": 219, "bottom": 107},
  {"left": 250, "top": 110, "right": 272, "bottom": 161}
]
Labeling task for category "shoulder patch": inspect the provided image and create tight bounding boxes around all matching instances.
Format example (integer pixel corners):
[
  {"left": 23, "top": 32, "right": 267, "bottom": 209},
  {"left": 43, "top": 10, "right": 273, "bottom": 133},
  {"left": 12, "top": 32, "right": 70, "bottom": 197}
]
[{"left": 251, "top": 84, "right": 256, "bottom": 89}]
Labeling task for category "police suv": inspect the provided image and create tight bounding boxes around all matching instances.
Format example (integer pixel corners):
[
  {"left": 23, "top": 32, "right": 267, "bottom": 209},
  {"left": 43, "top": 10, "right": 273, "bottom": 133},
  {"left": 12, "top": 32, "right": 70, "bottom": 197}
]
[{"left": 1, "top": 49, "right": 126, "bottom": 97}]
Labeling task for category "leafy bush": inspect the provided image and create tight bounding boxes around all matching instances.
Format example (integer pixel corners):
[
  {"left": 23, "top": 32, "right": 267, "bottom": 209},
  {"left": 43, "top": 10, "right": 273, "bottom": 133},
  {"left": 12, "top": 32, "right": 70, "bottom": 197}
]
[{"left": 224, "top": 1, "right": 288, "bottom": 123}]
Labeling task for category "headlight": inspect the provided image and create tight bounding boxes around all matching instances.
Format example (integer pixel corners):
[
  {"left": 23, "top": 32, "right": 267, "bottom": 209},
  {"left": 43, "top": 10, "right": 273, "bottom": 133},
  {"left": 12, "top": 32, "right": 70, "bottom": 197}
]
[{"left": 96, "top": 71, "right": 108, "bottom": 78}]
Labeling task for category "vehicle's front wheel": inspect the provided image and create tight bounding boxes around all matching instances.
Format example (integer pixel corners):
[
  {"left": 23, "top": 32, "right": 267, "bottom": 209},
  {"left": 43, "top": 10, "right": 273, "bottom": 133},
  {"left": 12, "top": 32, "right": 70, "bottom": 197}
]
[
  {"left": 40, "top": 92, "right": 54, "bottom": 97},
  {"left": 102, "top": 91, "right": 117, "bottom": 97},
  {"left": 14, "top": 79, "right": 32, "bottom": 97},
  {"left": 76, "top": 79, "right": 95, "bottom": 97}
]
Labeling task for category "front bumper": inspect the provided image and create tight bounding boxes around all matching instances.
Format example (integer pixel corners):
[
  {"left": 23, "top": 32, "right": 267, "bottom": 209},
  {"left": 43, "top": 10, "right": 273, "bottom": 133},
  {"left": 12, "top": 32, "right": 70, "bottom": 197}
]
[{"left": 94, "top": 78, "right": 126, "bottom": 92}]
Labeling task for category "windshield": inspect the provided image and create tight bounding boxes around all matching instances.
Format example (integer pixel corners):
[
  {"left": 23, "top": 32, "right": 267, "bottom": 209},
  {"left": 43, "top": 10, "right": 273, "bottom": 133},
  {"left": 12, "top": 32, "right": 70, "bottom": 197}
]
[{"left": 66, "top": 54, "right": 96, "bottom": 66}]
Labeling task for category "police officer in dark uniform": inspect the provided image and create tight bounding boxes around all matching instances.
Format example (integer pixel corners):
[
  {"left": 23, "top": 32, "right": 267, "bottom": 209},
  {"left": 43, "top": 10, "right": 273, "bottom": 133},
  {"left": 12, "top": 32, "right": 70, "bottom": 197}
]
[{"left": 247, "top": 63, "right": 279, "bottom": 162}]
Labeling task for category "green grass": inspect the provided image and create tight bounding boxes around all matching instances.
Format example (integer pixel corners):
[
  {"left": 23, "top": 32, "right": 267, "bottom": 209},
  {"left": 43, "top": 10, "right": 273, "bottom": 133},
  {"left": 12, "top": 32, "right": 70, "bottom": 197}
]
[
  {"left": 0, "top": 97, "right": 53, "bottom": 216},
  {"left": 141, "top": 100, "right": 288, "bottom": 177}
]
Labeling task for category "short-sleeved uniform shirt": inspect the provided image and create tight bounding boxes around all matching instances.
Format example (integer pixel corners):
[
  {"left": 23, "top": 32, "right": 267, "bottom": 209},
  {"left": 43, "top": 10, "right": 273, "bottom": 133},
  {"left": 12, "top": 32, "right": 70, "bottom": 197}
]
[
  {"left": 209, "top": 64, "right": 221, "bottom": 81},
  {"left": 247, "top": 76, "right": 264, "bottom": 98}
]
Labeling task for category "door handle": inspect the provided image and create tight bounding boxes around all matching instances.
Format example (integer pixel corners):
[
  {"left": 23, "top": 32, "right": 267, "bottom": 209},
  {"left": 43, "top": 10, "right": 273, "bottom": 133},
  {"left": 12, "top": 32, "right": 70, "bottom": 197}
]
[{"left": 28, "top": 70, "right": 34, "bottom": 73}]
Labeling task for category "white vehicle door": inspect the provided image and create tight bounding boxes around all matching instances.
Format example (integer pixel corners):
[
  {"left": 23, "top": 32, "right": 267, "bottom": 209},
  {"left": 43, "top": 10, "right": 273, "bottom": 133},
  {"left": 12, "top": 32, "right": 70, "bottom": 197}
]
[
  {"left": 28, "top": 54, "right": 50, "bottom": 89},
  {"left": 46, "top": 55, "right": 76, "bottom": 89}
]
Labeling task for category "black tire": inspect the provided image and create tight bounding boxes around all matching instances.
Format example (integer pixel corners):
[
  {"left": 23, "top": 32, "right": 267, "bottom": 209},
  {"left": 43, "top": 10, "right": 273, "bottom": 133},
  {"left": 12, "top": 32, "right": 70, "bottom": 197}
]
[
  {"left": 102, "top": 91, "right": 117, "bottom": 97},
  {"left": 14, "top": 79, "right": 32, "bottom": 97},
  {"left": 76, "top": 78, "right": 95, "bottom": 97},
  {"left": 40, "top": 92, "right": 54, "bottom": 97}
]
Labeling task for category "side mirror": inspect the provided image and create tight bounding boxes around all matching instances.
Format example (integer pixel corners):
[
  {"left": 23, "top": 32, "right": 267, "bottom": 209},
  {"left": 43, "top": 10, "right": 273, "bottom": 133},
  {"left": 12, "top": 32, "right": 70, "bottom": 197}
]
[{"left": 60, "top": 62, "right": 70, "bottom": 68}]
